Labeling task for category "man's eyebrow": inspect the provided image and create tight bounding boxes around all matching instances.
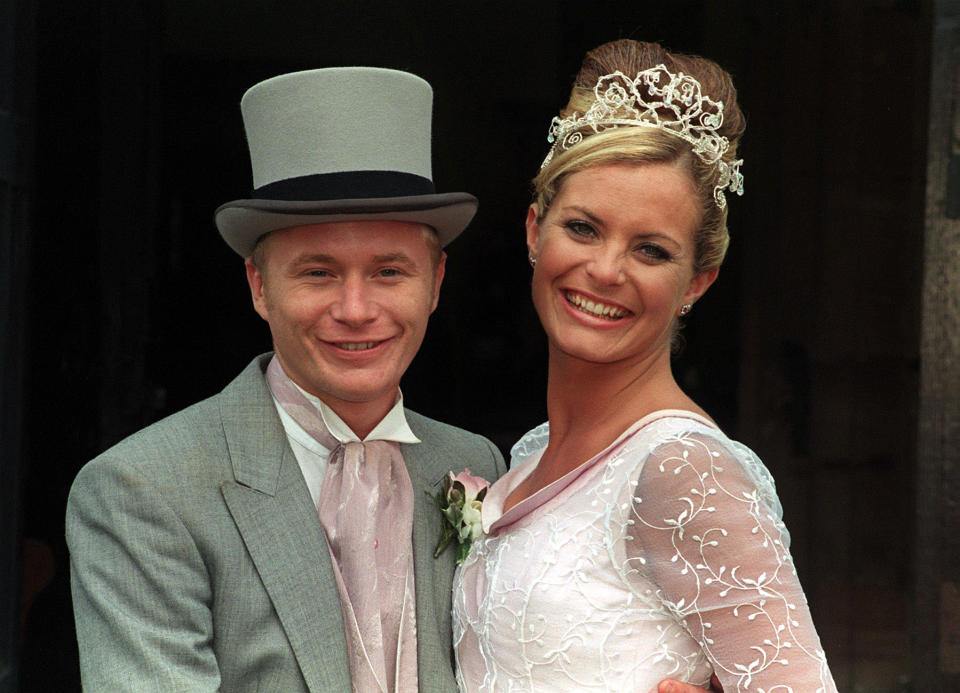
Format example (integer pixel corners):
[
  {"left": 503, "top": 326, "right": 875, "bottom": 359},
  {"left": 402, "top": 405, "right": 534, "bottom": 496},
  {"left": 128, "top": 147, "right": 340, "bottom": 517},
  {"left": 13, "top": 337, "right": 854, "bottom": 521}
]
[
  {"left": 373, "top": 252, "right": 417, "bottom": 266},
  {"left": 290, "top": 253, "right": 337, "bottom": 265}
]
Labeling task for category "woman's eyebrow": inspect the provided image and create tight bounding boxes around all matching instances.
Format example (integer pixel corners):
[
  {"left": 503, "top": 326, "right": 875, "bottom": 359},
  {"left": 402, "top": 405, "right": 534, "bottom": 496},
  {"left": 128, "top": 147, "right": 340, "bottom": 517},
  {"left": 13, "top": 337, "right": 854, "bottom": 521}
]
[{"left": 560, "top": 204, "right": 603, "bottom": 225}]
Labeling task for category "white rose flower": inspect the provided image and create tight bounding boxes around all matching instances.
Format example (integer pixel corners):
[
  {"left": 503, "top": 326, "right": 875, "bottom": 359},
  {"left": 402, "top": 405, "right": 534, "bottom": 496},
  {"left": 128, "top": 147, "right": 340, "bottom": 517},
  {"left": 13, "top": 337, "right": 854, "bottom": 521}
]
[{"left": 461, "top": 499, "right": 484, "bottom": 541}]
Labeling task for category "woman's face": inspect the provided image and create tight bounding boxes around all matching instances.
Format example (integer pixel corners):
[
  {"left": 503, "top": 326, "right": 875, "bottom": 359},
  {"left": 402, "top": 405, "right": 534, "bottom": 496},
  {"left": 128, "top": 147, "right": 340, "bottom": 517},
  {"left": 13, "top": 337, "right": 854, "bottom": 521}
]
[{"left": 526, "top": 161, "right": 717, "bottom": 367}]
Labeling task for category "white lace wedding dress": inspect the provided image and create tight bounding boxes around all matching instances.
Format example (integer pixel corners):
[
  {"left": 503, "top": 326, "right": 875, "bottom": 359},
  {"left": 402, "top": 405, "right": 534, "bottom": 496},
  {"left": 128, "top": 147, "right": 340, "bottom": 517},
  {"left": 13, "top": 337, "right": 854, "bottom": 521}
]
[{"left": 452, "top": 411, "right": 837, "bottom": 692}]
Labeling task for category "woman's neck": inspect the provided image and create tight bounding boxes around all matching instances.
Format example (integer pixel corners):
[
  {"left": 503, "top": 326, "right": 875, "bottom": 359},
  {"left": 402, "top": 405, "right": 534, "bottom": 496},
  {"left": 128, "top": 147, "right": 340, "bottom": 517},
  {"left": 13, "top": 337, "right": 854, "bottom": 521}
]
[
  {"left": 501, "top": 344, "right": 708, "bottom": 515},
  {"left": 542, "top": 345, "right": 698, "bottom": 468}
]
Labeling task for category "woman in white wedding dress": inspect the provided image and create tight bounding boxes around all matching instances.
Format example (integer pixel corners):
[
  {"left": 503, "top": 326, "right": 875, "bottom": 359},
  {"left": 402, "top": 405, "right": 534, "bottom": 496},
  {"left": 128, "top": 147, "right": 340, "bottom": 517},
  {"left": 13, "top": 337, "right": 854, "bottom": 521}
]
[{"left": 452, "top": 40, "right": 838, "bottom": 693}]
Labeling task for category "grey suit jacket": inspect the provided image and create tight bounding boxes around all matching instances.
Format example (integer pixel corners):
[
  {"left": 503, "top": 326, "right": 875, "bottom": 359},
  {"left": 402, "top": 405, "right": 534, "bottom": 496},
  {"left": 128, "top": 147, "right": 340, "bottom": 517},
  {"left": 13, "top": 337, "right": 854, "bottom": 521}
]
[{"left": 66, "top": 354, "right": 505, "bottom": 692}]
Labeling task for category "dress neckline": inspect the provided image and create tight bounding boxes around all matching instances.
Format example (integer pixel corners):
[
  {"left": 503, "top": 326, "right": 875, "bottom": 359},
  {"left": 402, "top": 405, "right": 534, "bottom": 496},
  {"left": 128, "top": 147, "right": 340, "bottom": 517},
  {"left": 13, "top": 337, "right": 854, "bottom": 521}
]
[{"left": 482, "top": 409, "right": 718, "bottom": 534}]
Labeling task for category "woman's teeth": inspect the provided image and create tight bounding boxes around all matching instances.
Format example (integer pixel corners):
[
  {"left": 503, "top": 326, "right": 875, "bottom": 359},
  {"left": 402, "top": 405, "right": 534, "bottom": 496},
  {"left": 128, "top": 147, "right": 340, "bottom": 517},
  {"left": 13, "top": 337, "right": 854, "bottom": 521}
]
[{"left": 565, "top": 292, "right": 627, "bottom": 320}]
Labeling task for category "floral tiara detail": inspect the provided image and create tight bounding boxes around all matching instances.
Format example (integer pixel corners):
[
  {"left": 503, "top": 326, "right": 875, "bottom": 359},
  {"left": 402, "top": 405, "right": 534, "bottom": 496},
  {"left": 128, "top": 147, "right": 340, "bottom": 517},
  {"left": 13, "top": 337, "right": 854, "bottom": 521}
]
[{"left": 541, "top": 65, "right": 744, "bottom": 208}]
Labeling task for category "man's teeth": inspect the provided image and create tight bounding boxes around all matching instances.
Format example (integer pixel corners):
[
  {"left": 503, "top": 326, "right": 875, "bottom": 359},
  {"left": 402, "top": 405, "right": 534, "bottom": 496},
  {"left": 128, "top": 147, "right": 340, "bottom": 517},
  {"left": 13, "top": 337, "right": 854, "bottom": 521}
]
[
  {"left": 337, "top": 342, "right": 378, "bottom": 350},
  {"left": 566, "top": 292, "right": 627, "bottom": 319}
]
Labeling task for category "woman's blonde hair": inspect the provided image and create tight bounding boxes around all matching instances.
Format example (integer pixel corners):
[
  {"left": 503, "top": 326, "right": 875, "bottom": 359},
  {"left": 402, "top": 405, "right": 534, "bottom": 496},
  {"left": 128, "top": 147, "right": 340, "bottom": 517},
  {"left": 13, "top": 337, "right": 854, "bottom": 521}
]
[{"left": 533, "top": 39, "right": 745, "bottom": 275}]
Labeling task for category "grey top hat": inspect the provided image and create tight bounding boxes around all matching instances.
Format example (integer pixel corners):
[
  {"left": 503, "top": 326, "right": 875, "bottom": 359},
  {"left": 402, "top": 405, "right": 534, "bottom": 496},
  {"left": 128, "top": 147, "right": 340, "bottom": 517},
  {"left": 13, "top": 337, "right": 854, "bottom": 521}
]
[{"left": 215, "top": 67, "right": 478, "bottom": 256}]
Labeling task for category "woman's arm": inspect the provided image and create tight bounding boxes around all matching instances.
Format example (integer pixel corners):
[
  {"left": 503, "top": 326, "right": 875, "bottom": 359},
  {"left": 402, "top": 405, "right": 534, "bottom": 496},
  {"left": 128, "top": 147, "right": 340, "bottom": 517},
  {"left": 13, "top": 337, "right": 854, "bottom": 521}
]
[{"left": 627, "top": 433, "right": 837, "bottom": 692}]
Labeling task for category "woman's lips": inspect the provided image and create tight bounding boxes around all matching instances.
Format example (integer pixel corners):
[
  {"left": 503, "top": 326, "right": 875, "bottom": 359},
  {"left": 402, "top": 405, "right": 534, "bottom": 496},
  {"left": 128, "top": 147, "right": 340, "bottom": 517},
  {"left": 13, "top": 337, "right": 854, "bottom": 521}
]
[{"left": 563, "top": 290, "right": 629, "bottom": 320}]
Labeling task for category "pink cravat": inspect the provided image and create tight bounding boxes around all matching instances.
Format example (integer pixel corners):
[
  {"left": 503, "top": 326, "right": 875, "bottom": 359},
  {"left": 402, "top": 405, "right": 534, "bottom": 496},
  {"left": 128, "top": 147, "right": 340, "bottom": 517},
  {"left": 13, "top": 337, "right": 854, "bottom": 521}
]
[{"left": 266, "top": 357, "right": 418, "bottom": 693}]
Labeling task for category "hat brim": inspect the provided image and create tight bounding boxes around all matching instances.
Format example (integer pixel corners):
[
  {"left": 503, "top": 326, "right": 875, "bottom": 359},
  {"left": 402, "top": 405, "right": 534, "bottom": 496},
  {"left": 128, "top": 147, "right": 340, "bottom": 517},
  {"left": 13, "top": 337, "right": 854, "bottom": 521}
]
[{"left": 215, "top": 192, "right": 478, "bottom": 256}]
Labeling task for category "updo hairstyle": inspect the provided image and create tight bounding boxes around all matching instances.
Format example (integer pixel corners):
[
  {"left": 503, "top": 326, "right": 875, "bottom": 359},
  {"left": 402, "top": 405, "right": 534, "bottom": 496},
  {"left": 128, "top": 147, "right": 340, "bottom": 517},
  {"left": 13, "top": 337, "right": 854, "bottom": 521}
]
[{"left": 533, "top": 39, "right": 745, "bottom": 275}]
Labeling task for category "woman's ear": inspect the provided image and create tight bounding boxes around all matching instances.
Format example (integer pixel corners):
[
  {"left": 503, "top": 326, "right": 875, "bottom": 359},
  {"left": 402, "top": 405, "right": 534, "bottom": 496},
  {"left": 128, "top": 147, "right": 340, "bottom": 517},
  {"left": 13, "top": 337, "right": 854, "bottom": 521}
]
[
  {"left": 683, "top": 267, "right": 719, "bottom": 307},
  {"left": 525, "top": 204, "right": 541, "bottom": 259}
]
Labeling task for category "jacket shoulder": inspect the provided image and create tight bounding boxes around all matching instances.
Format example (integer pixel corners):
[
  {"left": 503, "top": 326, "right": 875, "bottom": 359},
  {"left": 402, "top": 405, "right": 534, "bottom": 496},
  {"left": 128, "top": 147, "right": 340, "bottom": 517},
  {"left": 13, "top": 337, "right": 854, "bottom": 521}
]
[
  {"left": 99, "top": 394, "right": 222, "bottom": 459},
  {"left": 79, "top": 355, "right": 274, "bottom": 481},
  {"left": 405, "top": 409, "right": 484, "bottom": 446},
  {"left": 404, "top": 409, "right": 506, "bottom": 479}
]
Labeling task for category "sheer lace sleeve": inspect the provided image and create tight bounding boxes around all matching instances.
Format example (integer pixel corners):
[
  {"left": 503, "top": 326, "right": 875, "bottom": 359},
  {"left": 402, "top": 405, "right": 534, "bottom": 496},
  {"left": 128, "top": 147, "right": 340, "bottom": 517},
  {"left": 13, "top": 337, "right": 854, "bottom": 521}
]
[{"left": 610, "top": 429, "right": 837, "bottom": 693}]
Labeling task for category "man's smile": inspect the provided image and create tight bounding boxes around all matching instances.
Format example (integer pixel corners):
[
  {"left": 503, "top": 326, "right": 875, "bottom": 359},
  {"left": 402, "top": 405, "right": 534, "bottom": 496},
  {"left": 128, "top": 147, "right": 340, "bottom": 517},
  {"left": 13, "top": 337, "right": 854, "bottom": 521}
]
[{"left": 332, "top": 340, "right": 383, "bottom": 351}]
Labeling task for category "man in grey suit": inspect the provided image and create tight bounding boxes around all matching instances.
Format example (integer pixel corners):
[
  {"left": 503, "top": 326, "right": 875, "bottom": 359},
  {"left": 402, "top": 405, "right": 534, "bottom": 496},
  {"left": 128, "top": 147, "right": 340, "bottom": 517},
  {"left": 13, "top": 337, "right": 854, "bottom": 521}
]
[{"left": 66, "top": 67, "right": 505, "bottom": 692}]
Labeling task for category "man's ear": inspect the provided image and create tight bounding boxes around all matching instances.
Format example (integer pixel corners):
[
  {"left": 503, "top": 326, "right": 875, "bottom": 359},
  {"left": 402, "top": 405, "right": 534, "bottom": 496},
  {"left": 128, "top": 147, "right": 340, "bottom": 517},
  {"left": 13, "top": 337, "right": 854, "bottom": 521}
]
[
  {"left": 245, "top": 258, "right": 269, "bottom": 322},
  {"left": 430, "top": 251, "right": 447, "bottom": 313}
]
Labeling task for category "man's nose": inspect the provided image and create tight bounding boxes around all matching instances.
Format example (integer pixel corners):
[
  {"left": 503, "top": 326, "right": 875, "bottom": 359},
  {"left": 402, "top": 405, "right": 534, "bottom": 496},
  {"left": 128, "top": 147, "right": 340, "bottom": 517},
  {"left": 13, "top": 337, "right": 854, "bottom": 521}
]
[{"left": 331, "top": 277, "right": 379, "bottom": 325}]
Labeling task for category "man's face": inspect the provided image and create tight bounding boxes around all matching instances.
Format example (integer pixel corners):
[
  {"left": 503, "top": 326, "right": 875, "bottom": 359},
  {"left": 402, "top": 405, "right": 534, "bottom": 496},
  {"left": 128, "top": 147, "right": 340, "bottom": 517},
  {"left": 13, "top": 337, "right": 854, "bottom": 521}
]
[{"left": 246, "top": 221, "right": 445, "bottom": 426}]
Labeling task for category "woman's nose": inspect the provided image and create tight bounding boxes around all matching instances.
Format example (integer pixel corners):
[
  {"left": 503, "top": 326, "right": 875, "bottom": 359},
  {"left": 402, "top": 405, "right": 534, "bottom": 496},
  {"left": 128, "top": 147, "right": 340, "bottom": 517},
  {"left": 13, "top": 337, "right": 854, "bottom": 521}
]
[{"left": 585, "top": 248, "right": 625, "bottom": 285}]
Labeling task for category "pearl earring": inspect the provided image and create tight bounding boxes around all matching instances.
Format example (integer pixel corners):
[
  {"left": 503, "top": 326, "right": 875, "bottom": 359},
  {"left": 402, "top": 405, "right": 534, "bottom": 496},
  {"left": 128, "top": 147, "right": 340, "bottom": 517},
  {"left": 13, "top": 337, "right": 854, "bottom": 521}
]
[{"left": 679, "top": 304, "right": 692, "bottom": 316}]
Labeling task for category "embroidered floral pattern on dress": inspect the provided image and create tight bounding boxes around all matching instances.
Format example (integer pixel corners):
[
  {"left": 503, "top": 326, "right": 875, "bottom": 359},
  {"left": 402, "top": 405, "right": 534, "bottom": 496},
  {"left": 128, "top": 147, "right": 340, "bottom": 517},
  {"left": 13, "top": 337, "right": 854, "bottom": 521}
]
[{"left": 453, "top": 414, "right": 837, "bottom": 693}]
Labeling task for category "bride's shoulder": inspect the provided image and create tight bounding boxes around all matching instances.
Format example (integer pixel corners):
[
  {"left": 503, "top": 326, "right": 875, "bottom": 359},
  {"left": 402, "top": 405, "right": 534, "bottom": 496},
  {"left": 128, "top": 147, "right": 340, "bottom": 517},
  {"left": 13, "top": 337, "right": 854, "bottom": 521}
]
[
  {"left": 616, "top": 410, "right": 730, "bottom": 453},
  {"left": 507, "top": 412, "right": 742, "bottom": 468},
  {"left": 508, "top": 421, "right": 551, "bottom": 468},
  {"left": 616, "top": 412, "right": 783, "bottom": 520},
  {"left": 612, "top": 412, "right": 763, "bottom": 483}
]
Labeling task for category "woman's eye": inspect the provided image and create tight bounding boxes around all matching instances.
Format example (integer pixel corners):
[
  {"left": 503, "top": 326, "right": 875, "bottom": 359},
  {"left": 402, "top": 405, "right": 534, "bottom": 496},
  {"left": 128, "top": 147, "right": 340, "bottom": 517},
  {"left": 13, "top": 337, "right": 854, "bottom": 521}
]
[
  {"left": 638, "top": 244, "right": 671, "bottom": 261},
  {"left": 565, "top": 221, "right": 595, "bottom": 238}
]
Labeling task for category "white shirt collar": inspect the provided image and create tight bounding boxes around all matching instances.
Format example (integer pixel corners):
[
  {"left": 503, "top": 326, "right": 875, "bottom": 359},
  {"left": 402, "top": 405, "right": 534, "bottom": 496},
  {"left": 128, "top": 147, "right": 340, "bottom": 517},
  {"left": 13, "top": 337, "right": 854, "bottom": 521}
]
[{"left": 292, "top": 381, "right": 421, "bottom": 445}]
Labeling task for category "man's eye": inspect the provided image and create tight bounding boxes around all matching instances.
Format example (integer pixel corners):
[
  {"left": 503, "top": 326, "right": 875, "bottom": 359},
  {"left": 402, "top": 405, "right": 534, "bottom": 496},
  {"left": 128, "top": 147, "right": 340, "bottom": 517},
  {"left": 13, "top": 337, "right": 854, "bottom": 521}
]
[{"left": 378, "top": 268, "right": 400, "bottom": 278}]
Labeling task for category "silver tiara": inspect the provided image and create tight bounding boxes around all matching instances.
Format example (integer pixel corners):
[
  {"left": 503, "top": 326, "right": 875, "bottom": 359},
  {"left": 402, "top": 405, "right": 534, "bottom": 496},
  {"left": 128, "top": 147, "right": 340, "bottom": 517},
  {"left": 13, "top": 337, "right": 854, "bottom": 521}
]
[{"left": 541, "top": 65, "right": 744, "bottom": 208}]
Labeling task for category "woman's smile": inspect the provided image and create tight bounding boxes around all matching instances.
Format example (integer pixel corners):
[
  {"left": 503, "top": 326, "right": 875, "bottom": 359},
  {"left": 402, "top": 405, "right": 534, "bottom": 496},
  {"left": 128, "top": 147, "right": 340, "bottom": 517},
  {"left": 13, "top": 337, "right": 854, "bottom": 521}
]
[{"left": 562, "top": 289, "right": 630, "bottom": 321}]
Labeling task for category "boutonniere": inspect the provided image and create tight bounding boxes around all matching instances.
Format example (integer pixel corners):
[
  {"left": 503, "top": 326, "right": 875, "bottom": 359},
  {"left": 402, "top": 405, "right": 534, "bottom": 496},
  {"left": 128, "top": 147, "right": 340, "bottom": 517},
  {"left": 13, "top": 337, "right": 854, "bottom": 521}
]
[{"left": 431, "top": 469, "right": 490, "bottom": 565}]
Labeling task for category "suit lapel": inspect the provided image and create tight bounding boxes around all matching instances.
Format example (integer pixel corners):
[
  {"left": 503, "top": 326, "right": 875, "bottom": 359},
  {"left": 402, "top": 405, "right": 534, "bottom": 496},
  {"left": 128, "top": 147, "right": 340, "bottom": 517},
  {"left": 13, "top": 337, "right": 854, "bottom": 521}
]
[
  {"left": 219, "top": 356, "right": 351, "bottom": 693},
  {"left": 401, "top": 434, "right": 459, "bottom": 690}
]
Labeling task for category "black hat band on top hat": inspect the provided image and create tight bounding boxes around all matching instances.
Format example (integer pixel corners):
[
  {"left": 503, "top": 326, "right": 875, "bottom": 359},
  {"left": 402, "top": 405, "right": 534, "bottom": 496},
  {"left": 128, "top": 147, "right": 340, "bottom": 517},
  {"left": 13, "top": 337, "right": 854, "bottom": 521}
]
[{"left": 252, "top": 170, "right": 436, "bottom": 202}]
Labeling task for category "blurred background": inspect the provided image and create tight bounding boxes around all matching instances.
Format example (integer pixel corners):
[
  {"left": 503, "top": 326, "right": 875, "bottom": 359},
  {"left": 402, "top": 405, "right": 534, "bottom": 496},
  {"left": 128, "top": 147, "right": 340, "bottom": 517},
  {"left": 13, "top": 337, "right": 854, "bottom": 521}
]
[{"left": 2, "top": 0, "right": 958, "bottom": 691}]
